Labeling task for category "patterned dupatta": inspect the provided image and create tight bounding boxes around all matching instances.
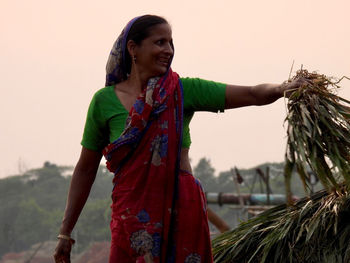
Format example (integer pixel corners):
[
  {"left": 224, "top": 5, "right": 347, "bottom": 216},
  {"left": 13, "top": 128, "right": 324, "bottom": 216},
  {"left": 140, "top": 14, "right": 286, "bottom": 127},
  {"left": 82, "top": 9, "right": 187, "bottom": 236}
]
[{"left": 102, "top": 18, "right": 184, "bottom": 263}]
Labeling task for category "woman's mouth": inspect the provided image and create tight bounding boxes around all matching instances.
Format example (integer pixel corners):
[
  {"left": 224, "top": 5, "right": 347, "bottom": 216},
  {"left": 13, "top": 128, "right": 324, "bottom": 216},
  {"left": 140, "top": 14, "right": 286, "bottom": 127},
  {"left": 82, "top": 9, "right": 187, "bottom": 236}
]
[{"left": 158, "top": 58, "right": 170, "bottom": 67}]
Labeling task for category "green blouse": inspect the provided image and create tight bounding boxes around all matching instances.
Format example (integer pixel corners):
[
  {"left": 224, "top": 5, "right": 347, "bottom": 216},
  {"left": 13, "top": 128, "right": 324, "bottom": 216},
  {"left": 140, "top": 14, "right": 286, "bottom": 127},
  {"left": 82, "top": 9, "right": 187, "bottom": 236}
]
[{"left": 81, "top": 77, "right": 226, "bottom": 151}]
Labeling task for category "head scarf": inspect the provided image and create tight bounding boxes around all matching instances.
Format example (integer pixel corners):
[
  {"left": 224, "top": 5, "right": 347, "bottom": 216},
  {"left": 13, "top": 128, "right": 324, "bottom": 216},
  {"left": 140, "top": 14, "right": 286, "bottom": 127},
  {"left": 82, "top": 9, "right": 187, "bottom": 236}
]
[{"left": 105, "top": 16, "right": 141, "bottom": 86}]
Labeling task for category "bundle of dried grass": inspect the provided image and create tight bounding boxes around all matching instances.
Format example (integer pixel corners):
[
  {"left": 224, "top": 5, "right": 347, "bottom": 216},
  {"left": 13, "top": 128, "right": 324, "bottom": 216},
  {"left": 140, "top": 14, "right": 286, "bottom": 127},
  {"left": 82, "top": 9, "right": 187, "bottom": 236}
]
[
  {"left": 212, "top": 70, "right": 350, "bottom": 263},
  {"left": 212, "top": 187, "right": 350, "bottom": 263},
  {"left": 284, "top": 70, "right": 350, "bottom": 202}
]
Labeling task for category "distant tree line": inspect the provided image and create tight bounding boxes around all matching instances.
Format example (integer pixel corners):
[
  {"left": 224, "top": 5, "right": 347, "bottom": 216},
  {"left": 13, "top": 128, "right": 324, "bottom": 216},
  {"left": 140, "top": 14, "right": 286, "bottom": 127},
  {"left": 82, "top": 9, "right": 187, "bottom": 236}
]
[
  {"left": 0, "top": 159, "right": 322, "bottom": 258},
  {"left": 0, "top": 162, "right": 113, "bottom": 257}
]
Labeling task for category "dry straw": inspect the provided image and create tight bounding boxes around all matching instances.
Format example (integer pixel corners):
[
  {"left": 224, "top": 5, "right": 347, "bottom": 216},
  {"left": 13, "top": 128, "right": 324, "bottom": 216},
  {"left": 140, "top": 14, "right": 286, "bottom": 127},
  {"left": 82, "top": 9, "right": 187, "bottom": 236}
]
[
  {"left": 284, "top": 70, "right": 350, "bottom": 202},
  {"left": 212, "top": 70, "right": 350, "bottom": 263}
]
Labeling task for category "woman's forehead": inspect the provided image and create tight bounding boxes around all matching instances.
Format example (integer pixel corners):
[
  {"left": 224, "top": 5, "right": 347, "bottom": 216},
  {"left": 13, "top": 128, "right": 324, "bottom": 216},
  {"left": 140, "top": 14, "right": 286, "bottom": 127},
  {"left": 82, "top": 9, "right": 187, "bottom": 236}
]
[{"left": 147, "top": 23, "right": 172, "bottom": 38}]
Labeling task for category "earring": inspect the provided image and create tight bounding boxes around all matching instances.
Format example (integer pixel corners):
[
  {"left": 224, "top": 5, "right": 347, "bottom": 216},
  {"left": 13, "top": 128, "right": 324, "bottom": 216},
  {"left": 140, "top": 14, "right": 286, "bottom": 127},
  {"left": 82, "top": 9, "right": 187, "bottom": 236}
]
[{"left": 133, "top": 56, "right": 137, "bottom": 63}]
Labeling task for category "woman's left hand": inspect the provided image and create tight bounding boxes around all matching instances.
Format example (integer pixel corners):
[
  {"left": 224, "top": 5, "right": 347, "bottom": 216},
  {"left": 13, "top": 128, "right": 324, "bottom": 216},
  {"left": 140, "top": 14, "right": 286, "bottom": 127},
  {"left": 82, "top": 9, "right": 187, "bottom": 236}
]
[{"left": 280, "top": 77, "right": 313, "bottom": 97}]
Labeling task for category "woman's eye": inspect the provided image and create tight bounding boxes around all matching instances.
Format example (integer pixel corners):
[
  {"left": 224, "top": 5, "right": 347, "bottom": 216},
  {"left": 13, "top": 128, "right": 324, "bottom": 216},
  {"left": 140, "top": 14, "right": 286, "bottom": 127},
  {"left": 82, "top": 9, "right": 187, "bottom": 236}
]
[{"left": 156, "top": 40, "right": 164, "bottom": 45}]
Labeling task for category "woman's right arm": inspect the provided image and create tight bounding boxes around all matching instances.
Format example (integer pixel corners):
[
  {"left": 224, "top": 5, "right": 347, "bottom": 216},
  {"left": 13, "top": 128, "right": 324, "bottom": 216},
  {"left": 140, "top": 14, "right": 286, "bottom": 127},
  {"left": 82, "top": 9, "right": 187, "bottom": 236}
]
[{"left": 54, "top": 146, "right": 102, "bottom": 263}]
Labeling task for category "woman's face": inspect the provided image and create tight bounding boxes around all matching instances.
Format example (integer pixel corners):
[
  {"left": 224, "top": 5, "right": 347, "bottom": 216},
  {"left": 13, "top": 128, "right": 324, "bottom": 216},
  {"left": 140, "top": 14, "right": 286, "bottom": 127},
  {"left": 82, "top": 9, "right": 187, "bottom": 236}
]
[{"left": 132, "top": 23, "right": 174, "bottom": 78}]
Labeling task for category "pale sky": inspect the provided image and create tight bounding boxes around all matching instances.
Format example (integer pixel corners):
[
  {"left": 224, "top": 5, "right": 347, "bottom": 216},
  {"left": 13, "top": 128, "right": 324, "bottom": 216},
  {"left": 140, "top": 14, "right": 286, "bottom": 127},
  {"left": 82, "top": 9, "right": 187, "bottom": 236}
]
[{"left": 1, "top": 0, "right": 350, "bottom": 178}]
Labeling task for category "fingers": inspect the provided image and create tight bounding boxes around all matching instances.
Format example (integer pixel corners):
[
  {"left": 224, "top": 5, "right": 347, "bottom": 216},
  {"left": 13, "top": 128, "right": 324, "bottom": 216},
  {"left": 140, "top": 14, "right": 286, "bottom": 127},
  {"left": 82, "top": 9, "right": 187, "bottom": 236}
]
[
  {"left": 54, "top": 240, "right": 72, "bottom": 263},
  {"left": 295, "top": 76, "right": 313, "bottom": 86},
  {"left": 54, "top": 254, "right": 71, "bottom": 263},
  {"left": 54, "top": 253, "right": 71, "bottom": 263},
  {"left": 287, "top": 77, "right": 312, "bottom": 90},
  {"left": 54, "top": 249, "right": 70, "bottom": 263},
  {"left": 281, "top": 77, "right": 315, "bottom": 99}
]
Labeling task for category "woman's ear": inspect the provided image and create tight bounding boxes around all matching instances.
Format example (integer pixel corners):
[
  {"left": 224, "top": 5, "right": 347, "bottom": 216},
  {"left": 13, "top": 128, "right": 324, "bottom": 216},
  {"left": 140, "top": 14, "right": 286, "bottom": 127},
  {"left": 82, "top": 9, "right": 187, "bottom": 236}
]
[{"left": 126, "top": 40, "right": 137, "bottom": 58}]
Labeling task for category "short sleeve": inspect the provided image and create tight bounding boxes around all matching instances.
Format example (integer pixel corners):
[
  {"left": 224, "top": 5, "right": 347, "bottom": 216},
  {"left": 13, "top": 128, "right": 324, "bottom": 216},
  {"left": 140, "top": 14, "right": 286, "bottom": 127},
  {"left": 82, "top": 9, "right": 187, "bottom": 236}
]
[
  {"left": 81, "top": 93, "right": 109, "bottom": 151},
  {"left": 181, "top": 77, "right": 226, "bottom": 112}
]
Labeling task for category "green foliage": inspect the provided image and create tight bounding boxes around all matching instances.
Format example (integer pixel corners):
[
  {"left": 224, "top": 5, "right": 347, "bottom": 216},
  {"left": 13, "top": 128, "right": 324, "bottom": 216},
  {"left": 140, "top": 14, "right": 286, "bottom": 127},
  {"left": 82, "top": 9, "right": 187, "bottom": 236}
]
[
  {"left": 0, "top": 162, "right": 113, "bottom": 258},
  {"left": 194, "top": 158, "right": 217, "bottom": 192},
  {"left": 13, "top": 198, "right": 49, "bottom": 248},
  {"left": 74, "top": 199, "right": 111, "bottom": 252}
]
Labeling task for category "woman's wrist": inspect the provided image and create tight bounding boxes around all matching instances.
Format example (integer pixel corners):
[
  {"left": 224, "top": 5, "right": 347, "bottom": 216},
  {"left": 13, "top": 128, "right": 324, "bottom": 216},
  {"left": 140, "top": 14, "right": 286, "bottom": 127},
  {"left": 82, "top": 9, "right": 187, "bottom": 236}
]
[
  {"left": 57, "top": 234, "right": 75, "bottom": 245},
  {"left": 280, "top": 81, "right": 289, "bottom": 96},
  {"left": 268, "top": 83, "right": 284, "bottom": 101},
  {"left": 59, "top": 225, "right": 72, "bottom": 237}
]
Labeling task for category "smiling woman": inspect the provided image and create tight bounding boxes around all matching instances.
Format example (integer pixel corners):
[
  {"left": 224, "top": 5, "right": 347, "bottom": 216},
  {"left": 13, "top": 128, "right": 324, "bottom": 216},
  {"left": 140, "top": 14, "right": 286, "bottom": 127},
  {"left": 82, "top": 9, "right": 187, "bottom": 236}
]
[
  {"left": 123, "top": 16, "right": 174, "bottom": 81},
  {"left": 127, "top": 23, "right": 174, "bottom": 79},
  {"left": 53, "top": 14, "right": 310, "bottom": 263}
]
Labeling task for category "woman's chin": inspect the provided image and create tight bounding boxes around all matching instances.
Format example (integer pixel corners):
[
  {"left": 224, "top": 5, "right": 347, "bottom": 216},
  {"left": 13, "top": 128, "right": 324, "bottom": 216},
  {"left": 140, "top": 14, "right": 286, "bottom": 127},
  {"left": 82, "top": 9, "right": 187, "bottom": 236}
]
[
  {"left": 146, "top": 65, "right": 169, "bottom": 78},
  {"left": 153, "top": 68, "right": 168, "bottom": 77}
]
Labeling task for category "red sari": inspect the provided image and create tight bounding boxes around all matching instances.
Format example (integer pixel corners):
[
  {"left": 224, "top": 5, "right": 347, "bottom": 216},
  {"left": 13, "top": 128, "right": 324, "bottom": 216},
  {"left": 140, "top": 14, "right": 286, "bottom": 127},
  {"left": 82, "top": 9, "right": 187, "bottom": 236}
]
[{"left": 103, "top": 70, "right": 212, "bottom": 263}]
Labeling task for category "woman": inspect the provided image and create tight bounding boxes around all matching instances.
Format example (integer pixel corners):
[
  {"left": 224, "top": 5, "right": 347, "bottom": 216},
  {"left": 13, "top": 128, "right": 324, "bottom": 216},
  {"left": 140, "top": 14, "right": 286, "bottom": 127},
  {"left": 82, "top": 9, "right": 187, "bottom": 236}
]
[{"left": 54, "top": 15, "right": 308, "bottom": 263}]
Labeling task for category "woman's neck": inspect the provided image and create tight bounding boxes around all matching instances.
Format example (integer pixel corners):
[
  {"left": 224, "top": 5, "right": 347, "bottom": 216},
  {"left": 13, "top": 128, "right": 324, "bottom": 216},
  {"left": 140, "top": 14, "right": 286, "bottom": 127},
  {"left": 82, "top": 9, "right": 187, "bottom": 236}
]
[
  {"left": 127, "top": 74, "right": 143, "bottom": 92},
  {"left": 128, "top": 67, "right": 152, "bottom": 90}
]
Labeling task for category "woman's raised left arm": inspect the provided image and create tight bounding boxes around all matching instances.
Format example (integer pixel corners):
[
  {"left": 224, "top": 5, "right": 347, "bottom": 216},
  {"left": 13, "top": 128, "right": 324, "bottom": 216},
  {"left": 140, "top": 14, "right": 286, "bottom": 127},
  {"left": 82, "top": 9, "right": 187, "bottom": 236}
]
[{"left": 224, "top": 78, "right": 308, "bottom": 109}]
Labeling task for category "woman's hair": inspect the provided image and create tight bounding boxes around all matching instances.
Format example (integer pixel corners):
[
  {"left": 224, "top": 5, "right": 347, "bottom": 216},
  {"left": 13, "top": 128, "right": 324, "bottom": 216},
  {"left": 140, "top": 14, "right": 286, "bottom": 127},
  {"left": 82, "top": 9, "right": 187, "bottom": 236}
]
[{"left": 125, "top": 15, "right": 169, "bottom": 74}]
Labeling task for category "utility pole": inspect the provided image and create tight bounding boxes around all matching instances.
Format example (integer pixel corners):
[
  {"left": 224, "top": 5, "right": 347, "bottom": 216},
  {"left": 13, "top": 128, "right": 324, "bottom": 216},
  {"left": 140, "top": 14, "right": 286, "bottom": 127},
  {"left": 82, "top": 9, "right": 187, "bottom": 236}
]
[{"left": 231, "top": 167, "right": 246, "bottom": 220}]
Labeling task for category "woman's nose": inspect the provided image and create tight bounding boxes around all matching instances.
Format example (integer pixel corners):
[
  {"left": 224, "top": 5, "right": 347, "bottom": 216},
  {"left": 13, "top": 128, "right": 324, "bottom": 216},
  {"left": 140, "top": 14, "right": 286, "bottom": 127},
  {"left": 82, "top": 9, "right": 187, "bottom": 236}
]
[{"left": 165, "top": 42, "right": 174, "bottom": 55}]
